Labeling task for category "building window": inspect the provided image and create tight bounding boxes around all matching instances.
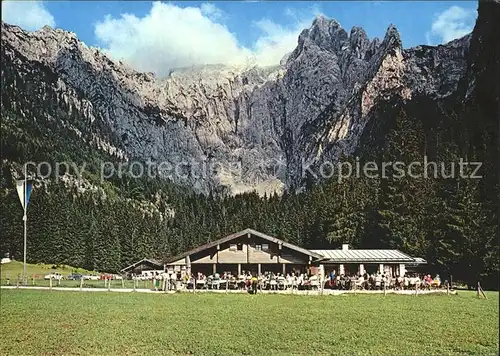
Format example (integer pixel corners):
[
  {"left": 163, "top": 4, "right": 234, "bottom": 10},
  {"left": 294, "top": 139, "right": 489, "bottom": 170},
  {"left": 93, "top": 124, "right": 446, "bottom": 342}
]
[
  {"left": 237, "top": 244, "right": 243, "bottom": 251},
  {"left": 262, "top": 244, "right": 269, "bottom": 251},
  {"left": 255, "top": 244, "right": 262, "bottom": 251},
  {"left": 229, "top": 244, "right": 237, "bottom": 251}
]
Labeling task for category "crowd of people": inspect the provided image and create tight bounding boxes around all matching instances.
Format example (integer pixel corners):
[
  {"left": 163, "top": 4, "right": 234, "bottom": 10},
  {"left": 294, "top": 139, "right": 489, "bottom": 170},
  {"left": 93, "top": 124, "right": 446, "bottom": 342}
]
[
  {"left": 133, "top": 270, "right": 445, "bottom": 292},
  {"left": 185, "top": 271, "right": 321, "bottom": 291},
  {"left": 325, "top": 271, "right": 444, "bottom": 290}
]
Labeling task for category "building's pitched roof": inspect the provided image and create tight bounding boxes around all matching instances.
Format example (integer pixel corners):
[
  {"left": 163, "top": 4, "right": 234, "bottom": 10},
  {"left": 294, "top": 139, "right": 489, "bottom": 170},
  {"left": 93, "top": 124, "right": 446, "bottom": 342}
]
[
  {"left": 164, "top": 228, "right": 323, "bottom": 264},
  {"left": 311, "top": 249, "right": 426, "bottom": 264},
  {"left": 408, "top": 257, "right": 428, "bottom": 265},
  {"left": 120, "top": 258, "right": 164, "bottom": 273}
]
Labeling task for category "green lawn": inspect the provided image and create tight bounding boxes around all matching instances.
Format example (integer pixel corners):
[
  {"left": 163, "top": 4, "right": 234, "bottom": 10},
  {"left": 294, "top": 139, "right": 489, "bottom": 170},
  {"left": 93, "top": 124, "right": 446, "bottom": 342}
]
[
  {"left": 0, "top": 290, "right": 498, "bottom": 355},
  {"left": 0, "top": 261, "right": 151, "bottom": 289},
  {"left": 1, "top": 261, "right": 94, "bottom": 280}
]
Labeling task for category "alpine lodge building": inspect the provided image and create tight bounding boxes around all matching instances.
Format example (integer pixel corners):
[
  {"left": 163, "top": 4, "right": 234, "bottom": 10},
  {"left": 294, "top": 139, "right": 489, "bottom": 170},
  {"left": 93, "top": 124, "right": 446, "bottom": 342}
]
[{"left": 123, "top": 229, "right": 427, "bottom": 278}]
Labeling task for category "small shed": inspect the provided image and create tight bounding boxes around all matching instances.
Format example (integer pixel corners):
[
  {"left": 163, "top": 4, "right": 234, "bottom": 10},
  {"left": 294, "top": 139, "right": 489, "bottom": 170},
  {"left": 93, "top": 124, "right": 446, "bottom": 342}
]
[{"left": 120, "top": 258, "right": 164, "bottom": 276}]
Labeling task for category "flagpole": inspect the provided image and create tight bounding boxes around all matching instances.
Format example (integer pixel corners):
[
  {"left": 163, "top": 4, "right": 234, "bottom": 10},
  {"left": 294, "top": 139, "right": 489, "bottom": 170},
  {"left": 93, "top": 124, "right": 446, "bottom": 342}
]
[{"left": 23, "top": 175, "right": 27, "bottom": 286}]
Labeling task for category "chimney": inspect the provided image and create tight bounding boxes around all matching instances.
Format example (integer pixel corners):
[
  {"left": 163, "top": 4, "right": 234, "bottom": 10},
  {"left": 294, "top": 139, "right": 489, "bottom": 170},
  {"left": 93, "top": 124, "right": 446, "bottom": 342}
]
[{"left": 342, "top": 244, "right": 349, "bottom": 251}]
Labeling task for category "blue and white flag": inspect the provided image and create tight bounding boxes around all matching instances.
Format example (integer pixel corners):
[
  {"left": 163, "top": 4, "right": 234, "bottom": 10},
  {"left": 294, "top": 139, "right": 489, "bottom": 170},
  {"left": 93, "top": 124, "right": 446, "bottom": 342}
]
[{"left": 16, "top": 180, "right": 33, "bottom": 211}]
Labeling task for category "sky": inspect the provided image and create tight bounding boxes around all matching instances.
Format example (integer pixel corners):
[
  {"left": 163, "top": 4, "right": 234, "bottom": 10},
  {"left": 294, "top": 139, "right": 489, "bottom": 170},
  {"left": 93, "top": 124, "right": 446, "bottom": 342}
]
[{"left": 1, "top": 1, "right": 479, "bottom": 76}]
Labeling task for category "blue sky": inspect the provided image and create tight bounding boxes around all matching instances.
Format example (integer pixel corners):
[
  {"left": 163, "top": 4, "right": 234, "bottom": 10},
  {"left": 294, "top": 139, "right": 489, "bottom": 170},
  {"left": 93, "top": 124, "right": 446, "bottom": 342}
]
[{"left": 2, "top": 1, "right": 478, "bottom": 75}]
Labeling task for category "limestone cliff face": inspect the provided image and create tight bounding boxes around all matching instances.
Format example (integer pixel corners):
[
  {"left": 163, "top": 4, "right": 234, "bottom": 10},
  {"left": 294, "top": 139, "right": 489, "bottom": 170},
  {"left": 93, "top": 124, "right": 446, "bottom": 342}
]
[{"left": 1, "top": 15, "right": 471, "bottom": 195}]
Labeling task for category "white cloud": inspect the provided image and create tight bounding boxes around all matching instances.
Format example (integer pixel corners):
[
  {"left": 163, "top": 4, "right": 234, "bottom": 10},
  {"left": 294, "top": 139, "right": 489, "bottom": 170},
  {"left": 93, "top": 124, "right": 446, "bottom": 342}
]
[
  {"left": 252, "top": 5, "right": 322, "bottom": 66},
  {"left": 252, "top": 18, "right": 308, "bottom": 66},
  {"left": 200, "top": 3, "right": 225, "bottom": 21},
  {"left": 94, "top": 2, "right": 317, "bottom": 76},
  {"left": 426, "top": 6, "right": 476, "bottom": 44},
  {"left": 1, "top": 0, "right": 55, "bottom": 31}
]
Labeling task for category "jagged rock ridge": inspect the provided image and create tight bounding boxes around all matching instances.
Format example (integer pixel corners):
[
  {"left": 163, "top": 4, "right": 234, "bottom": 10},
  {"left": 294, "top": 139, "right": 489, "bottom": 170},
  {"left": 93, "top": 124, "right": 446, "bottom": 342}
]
[{"left": 1, "top": 15, "right": 472, "bottom": 195}]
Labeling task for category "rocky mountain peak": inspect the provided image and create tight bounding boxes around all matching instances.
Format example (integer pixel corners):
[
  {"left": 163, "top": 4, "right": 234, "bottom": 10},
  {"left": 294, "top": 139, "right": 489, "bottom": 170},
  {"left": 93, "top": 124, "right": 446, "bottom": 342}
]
[
  {"left": 1, "top": 13, "right": 475, "bottom": 196},
  {"left": 349, "top": 26, "right": 369, "bottom": 45},
  {"left": 382, "top": 24, "right": 402, "bottom": 50},
  {"left": 298, "top": 15, "right": 348, "bottom": 53}
]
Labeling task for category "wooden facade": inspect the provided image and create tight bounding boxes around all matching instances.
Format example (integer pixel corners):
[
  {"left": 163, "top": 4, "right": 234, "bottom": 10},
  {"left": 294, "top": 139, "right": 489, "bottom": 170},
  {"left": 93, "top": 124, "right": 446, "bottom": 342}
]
[{"left": 165, "top": 229, "right": 322, "bottom": 275}]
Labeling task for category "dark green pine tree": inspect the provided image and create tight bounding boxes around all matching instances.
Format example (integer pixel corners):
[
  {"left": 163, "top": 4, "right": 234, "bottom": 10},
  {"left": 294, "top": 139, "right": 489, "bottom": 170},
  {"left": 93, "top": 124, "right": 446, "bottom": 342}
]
[
  {"left": 441, "top": 173, "right": 498, "bottom": 287},
  {"left": 375, "top": 107, "right": 426, "bottom": 254}
]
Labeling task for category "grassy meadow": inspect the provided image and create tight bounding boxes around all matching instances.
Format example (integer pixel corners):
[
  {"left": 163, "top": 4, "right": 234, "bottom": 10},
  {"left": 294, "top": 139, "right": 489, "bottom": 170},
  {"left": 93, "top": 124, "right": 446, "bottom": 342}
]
[
  {"left": 0, "top": 289, "right": 498, "bottom": 355},
  {"left": 1, "top": 261, "right": 94, "bottom": 281},
  {"left": 0, "top": 261, "right": 126, "bottom": 288}
]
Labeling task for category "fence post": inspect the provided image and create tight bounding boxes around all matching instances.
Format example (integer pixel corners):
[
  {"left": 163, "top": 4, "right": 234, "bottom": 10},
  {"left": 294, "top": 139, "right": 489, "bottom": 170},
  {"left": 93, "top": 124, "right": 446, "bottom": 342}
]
[
  {"left": 49, "top": 277, "right": 52, "bottom": 290},
  {"left": 121, "top": 279, "right": 125, "bottom": 289},
  {"left": 32, "top": 274, "right": 35, "bottom": 286},
  {"left": 133, "top": 278, "right": 136, "bottom": 292},
  {"left": 108, "top": 278, "right": 111, "bottom": 291},
  {"left": 80, "top": 278, "right": 83, "bottom": 291},
  {"left": 477, "top": 281, "right": 487, "bottom": 299}
]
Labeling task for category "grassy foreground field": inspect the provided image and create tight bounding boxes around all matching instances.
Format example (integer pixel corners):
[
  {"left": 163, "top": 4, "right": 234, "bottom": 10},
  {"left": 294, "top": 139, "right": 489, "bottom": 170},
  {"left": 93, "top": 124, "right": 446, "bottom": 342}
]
[{"left": 0, "top": 290, "right": 498, "bottom": 355}]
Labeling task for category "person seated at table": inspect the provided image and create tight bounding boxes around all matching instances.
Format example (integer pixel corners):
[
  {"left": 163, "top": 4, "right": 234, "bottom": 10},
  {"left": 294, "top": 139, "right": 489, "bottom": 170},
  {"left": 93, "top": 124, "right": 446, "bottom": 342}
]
[
  {"left": 236, "top": 274, "right": 245, "bottom": 290},
  {"left": 403, "top": 275, "right": 409, "bottom": 290},
  {"left": 432, "top": 274, "right": 441, "bottom": 288},
  {"left": 341, "top": 275, "right": 349, "bottom": 290},
  {"left": 277, "top": 274, "right": 286, "bottom": 288},
  {"left": 297, "top": 274, "right": 304, "bottom": 289},
  {"left": 269, "top": 274, "right": 278, "bottom": 290},
  {"left": 409, "top": 275, "right": 417, "bottom": 288},
  {"left": 309, "top": 275, "right": 319, "bottom": 289},
  {"left": 396, "top": 276, "right": 403, "bottom": 290},
  {"left": 368, "top": 274, "right": 375, "bottom": 289},
  {"left": 356, "top": 274, "right": 365, "bottom": 289},
  {"left": 334, "top": 274, "right": 340, "bottom": 289},
  {"left": 346, "top": 276, "right": 353, "bottom": 290},
  {"left": 329, "top": 271, "right": 335, "bottom": 287},
  {"left": 423, "top": 274, "right": 432, "bottom": 288}
]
